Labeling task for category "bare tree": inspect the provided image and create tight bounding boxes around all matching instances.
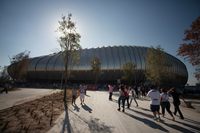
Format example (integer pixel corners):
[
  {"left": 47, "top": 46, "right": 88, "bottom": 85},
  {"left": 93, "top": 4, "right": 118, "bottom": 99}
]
[{"left": 57, "top": 13, "right": 81, "bottom": 133}]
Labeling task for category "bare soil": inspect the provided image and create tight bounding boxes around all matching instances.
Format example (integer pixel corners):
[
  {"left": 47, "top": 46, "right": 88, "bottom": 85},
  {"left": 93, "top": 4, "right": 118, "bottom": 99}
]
[{"left": 0, "top": 90, "right": 72, "bottom": 133}]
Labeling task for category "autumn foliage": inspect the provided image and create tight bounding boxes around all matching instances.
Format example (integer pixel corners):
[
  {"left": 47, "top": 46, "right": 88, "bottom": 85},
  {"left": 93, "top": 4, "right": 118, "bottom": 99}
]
[{"left": 178, "top": 16, "right": 200, "bottom": 80}]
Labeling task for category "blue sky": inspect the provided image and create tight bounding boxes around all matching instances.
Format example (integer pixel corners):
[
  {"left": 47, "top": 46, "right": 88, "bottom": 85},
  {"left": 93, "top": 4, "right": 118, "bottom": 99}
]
[{"left": 0, "top": 0, "right": 199, "bottom": 85}]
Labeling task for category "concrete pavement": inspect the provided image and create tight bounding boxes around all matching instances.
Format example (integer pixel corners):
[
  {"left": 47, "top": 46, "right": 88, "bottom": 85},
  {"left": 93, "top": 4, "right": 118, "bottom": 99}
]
[
  {"left": 0, "top": 88, "right": 57, "bottom": 110},
  {"left": 49, "top": 91, "right": 200, "bottom": 133}
]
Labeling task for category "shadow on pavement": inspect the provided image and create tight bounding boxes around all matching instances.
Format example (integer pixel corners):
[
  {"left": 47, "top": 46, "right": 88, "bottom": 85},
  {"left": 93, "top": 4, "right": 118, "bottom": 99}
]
[
  {"left": 69, "top": 109, "right": 113, "bottom": 133},
  {"left": 124, "top": 112, "right": 169, "bottom": 132},
  {"left": 128, "top": 108, "right": 153, "bottom": 119},
  {"left": 128, "top": 107, "right": 200, "bottom": 133},
  {"left": 72, "top": 104, "right": 80, "bottom": 112},
  {"left": 82, "top": 104, "right": 92, "bottom": 113},
  {"left": 184, "top": 118, "right": 200, "bottom": 125},
  {"left": 61, "top": 107, "right": 72, "bottom": 133},
  {"left": 175, "top": 119, "right": 200, "bottom": 132},
  {"left": 88, "top": 118, "right": 113, "bottom": 133},
  {"left": 162, "top": 122, "right": 197, "bottom": 133}
]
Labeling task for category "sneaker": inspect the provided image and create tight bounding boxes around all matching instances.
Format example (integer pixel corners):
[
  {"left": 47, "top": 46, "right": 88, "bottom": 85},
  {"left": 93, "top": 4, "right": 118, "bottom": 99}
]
[
  {"left": 153, "top": 117, "right": 157, "bottom": 121},
  {"left": 172, "top": 117, "right": 175, "bottom": 121},
  {"left": 117, "top": 108, "right": 120, "bottom": 111},
  {"left": 157, "top": 117, "right": 161, "bottom": 121},
  {"left": 122, "top": 109, "right": 125, "bottom": 112}
]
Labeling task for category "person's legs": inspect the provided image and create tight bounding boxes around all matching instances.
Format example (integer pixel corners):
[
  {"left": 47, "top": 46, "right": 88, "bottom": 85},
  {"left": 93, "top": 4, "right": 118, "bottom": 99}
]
[
  {"left": 134, "top": 97, "right": 138, "bottom": 106},
  {"left": 161, "top": 102, "right": 165, "bottom": 117},
  {"left": 151, "top": 105, "right": 157, "bottom": 120},
  {"left": 122, "top": 96, "right": 125, "bottom": 112},
  {"left": 110, "top": 92, "right": 113, "bottom": 100},
  {"left": 176, "top": 104, "right": 184, "bottom": 119},
  {"left": 174, "top": 103, "right": 178, "bottom": 115},
  {"left": 127, "top": 96, "right": 130, "bottom": 108},
  {"left": 166, "top": 102, "right": 175, "bottom": 120},
  {"left": 118, "top": 96, "right": 122, "bottom": 111}
]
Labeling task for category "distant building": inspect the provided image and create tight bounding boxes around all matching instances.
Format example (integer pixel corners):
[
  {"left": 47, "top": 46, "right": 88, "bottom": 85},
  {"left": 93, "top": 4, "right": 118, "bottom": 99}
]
[{"left": 8, "top": 46, "right": 188, "bottom": 86}]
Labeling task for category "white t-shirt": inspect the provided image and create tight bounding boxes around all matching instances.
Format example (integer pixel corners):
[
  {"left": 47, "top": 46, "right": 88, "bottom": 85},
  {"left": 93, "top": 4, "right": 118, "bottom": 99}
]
[
  {"left": 160, "top": 92, "right": 169, "bottom": 102},
  {"left": 147, "top": 89, "right": 160, "bottom": 105}
]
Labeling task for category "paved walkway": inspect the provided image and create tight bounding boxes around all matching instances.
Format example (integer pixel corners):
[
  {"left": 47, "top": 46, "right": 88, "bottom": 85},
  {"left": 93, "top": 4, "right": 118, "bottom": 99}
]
[
  {"left": 0, "top": 88, "right": 57, "bottom": 110},
  {"left": 49, "top": 91, "right": 200, "bottom": 133}
]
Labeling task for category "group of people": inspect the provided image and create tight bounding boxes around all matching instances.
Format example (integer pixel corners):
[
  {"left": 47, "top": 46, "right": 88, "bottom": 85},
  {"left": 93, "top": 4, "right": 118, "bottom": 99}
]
[
  {"left": 145, "top": 85, "right": 184, "bottom": 121},
  {"left": 108, "top": 84, "right": 184, "bottom": 121},
  {"left": 108, "top": 84, "right": 139, "bottom": 112}
]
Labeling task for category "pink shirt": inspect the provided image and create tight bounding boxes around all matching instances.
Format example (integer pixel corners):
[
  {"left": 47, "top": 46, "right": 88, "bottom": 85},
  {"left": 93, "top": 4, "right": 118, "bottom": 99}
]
[{"left": 108, "top": 85, "right": 113, "bottom": 93}]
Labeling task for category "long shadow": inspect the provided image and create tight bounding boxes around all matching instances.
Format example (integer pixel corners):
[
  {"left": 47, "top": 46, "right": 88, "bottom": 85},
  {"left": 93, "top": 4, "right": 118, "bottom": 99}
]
[
  {"left": 124, "top": 112, "right": 169, "bottom": 132},
  {"left": 72, "top": 104, "right": 80, "bottom": 112},
  {"left": 82, "top": 104, "right": 92, "bottom": 113},
  {"left": 128, "top": 108, "right": 154, "bottom": 119},
  {"left": 69, "top": 109, "right": 113, "bottom": 133},
  {"left": 175, "top": 119, "right": 200, "bottom": 132},
  {"left": 185, "top": 118, "right": 200, "bottom": 125},
  {"left": 61, "top": 104, "right": 71, "bottom": 133},
  {"left": 162, "top": 122, "right": 197, "bottom": 133}
]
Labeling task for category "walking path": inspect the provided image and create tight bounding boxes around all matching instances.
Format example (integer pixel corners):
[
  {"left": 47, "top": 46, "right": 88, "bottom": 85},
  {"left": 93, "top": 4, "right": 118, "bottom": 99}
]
[
  {"left": 0, "top": 88, "right": 57, "bottom": 110},
  {"left": 49, "top": 91, "right": 200, "bottom": 133}
]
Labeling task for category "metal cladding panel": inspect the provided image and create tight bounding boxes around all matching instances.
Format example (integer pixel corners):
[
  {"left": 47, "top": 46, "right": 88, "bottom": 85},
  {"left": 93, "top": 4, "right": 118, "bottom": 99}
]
[
  {"left": 112, "top": 46, "right": 121, "bottom": 70},
  {"left": 99, "top": 47, "right": 107, "bottom": 70},
  {"left": 105, "top": 46, "right": 114, "bottom": 70},
  {"left": 28, "top": 57, "right": 42, "bottom": 71},
  {"left": 78, "top": 49, "right": 84, "bottom": 70},
  {"left": 132, "top": 46, "right": 141, "bottom": 70},
  {"left": 123, "top": 46, "right": 131, "bottom": 64},
  {"left": 46, "top": 53, "right": 61, "bottom": 71},
  {"left": 118, "top": 46, "right": 126, "bottom": 69},
  {"left": 128, "top": 46, "right": 137, "bottom": 67},
  {"left": 35, "top": 55, "right": 52, "bottom": 71},
  {"left": 138, "top": 47, "right": 145, "bottom": 70},
  {"left": 54, "top": 54, "right": 64, "bottom": 71}
]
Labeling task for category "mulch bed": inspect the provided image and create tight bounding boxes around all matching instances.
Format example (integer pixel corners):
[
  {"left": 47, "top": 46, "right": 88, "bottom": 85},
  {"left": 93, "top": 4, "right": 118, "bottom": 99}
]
[{"left": 0, "top": 90, "right": 72, "bottom": 133}]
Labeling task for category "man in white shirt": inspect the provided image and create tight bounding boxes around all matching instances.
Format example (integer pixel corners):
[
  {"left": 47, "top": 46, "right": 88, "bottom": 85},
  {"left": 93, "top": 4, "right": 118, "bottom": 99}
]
[{"left": 147, "top": 85, "right": 161, "bottom": 121}]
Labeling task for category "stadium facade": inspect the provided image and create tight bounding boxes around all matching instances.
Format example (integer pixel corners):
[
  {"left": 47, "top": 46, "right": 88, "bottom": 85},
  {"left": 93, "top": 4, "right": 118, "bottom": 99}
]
[{"left": 8, "top": 46, "right": 188, "bottom": 86}]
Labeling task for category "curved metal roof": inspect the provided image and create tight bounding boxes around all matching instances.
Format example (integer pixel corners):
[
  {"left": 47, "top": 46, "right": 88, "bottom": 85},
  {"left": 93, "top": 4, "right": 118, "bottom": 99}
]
[{"left": 8, "top": 45, "right": 188, "bottom": 85}]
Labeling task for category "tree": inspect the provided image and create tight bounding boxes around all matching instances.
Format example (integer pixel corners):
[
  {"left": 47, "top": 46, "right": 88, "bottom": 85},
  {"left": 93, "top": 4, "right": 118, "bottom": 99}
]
[
  {"left": 178, "top": 16, "right": 200, "bottom": 81},
  {"left": 90, "top": 56, "right": 101, "bottom": 86},
  {"left": 57, "top": 13, "right": 81, "bottom": 133},
  {"left": 145, "top": 46, "right": 169, "bottom": 86},
  {"left": 0, "top": 66, "right": 10, "bottom": 84},
  {"left": 8, "top": 50, "right": 30, "bottom": 81},
  {"left": 122, "top": 62, "right": 136, "bottom": 85}
]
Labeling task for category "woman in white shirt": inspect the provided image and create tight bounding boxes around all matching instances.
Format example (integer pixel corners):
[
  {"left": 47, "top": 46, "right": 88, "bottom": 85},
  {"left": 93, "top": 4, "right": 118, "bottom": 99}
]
[{"left": 160, "top": 88, "right": 175, "bottom": 121}]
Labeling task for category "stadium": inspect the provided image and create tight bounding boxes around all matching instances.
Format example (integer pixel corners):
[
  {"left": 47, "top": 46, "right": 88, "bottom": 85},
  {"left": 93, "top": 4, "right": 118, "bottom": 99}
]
[{"left": 8, "top": 46, "right": 188, "bottom": 86}]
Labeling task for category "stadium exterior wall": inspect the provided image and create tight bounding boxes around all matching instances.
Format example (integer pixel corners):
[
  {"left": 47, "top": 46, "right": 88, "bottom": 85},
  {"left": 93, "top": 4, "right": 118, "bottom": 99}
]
[{"left": 8, "top": 46, "right": 188, "bottom": 86}]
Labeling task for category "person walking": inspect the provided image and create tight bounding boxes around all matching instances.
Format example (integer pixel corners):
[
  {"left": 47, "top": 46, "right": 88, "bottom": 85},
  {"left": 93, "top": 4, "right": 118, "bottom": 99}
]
[
  {"left": 160, "top": 88, "right": 175, "bottom": 121},
  {"left": 117, "top": 85, "right": 126, "bottom": 112},
  {"left": 108, "top": 84, "right": 114, "bottom": 100},
  {"left": 124, "top": 85, "right": 130, "bottom": 108},
  {"left": 72, "top": 88, "right": 77, "bottom": 105},
  {"left": 129, "top": 86, "right": 139, "bottom": 107},
  {"left": 147, "top": 85, "right": 161, "bottom": 121},
  {"left": 79, "top": 84, "right": 85, "bottom": 105},
  {"left": 168, "top": 87, "right": 184, "bottom": 119}
]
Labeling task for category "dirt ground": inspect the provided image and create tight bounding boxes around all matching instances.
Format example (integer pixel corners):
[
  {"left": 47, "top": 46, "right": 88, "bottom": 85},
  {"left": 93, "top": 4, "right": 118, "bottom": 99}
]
[{"left": 0, "top": 90, "right": 73, "bottom": 133}]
